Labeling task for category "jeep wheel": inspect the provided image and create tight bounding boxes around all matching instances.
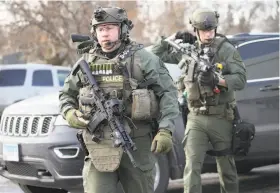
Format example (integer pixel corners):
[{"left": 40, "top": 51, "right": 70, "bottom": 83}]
[
  {"left": 18, "top": 184, "right": 67, "bottom": 193},
  {"left": 154, "top": 154, "right": 170, "bottom": 193}
]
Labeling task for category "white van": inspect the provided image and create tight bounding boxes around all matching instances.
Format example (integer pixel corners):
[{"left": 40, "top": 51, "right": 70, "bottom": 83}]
[{"left": 0, "top": 64, "right": 71, "bottom": 115}]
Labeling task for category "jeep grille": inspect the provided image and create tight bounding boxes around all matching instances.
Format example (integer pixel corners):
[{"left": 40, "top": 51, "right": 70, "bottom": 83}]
[{"left": 0, "top": 116, "right": 55, "bottom": 136}]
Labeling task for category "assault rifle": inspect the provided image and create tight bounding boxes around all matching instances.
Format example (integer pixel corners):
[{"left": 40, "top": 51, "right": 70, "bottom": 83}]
[
  {"left": 164, "top": 38, "right": 214, "bottom": 80},
  {"left": 164, "top": 38, "right": 223, "bottom": 91},
  {"left": 73, "top": 58, "right": 138, "bottom": 167},
  {"left": 165, "top": 37, "right": 224, "bottom": 111}
]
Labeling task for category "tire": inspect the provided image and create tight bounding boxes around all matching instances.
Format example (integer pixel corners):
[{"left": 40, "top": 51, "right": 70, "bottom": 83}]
[
  {"left": 154, "top": 154, "right": 170, "bottom": 193},
  {"left": 18, "top": 184, "right": 68, "bottom": 193}
]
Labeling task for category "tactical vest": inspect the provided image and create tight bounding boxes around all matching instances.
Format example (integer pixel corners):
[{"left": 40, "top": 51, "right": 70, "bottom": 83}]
[
  {"left": 79, "top": 43, "right": 157, "bottom": 172},
  {"left": 80, "top": 43, "right": 159, "bottom": 120},
  {"left": 80, "top": 57, "right": 127, "bottom": 172}
]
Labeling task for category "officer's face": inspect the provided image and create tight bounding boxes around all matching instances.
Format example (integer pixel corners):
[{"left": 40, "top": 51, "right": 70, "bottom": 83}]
[
  {"left": 96, "top": 23, "right": 120, "bottom": 51},
  {"left": 197, "top": 29, "right": 215, "bottom": 44}
]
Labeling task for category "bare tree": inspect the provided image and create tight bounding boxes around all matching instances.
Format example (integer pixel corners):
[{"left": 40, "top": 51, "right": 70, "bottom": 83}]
[
  {"left": 0, "top": 26, "right": 7, "bottom": 54},
  {"left": 1, "top": 1, "right": 149, "bottom": 65},
  {"left": 1, "top": 1, "right": 96, "bottom": 65},
  {"left": 1, "top": 1, "right": 278, "bottom": 66}
]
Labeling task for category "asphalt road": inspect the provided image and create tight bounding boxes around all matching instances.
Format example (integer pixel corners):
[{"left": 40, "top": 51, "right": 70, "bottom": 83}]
[
  {"left": 168, "top": 164, "right": 279, "bottom": 193},
  {"left": 0, "top": 164, "right": 279, "bottom": 193}
]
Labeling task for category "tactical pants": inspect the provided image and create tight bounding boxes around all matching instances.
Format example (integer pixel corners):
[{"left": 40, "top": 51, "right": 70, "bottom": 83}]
[
  {"left": 82, "top": 134, "right": 156, "bottom": 193},
  {"left": 183, "top": 112, "right": 239, "bottom": 193}
]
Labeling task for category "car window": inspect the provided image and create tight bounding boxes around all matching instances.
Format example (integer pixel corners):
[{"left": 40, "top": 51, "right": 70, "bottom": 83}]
[
  {"left": 238, "top": 39, "right": 279, "bottom": 60},
  {"left": 32, "top": 70, "right": 53, "bottom": 86},
  {"left": 0, "top": 69, "right": 26, "bottom": 86},
  {"left": 237, "top": 39, "right": 279, "bottom": 80},
  {"left": 245, "top": 53, "right": 279, "bottom": 80},
  {"left": 57, "top": 70, "right": 70, "bottom": 86}
]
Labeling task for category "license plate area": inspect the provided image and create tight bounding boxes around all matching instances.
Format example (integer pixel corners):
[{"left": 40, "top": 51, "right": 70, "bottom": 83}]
[{"left": 3, "top": 143, "right": 19, "bottom": 162}]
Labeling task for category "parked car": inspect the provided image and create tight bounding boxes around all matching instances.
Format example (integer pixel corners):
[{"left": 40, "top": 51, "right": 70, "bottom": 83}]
[
  {"left": 0, "top": 35, "right": 279, "bottom": 193},
  {"left": 230, "top": 37, "right": 279, "bottom": 172},
  {"left": 0, "top": 64, "right": 71, "bottom": 116}
]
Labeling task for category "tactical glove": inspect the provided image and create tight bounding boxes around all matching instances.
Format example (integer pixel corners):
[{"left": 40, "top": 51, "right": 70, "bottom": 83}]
[
  {"left": 65, "top": 109, "right": 89, "bottom": 129},
  {"left": 175, "top": 31, "right": 197, "bottom": 44},
  {"left": 151, "top": 129, "right": 173, "bottom": 154},
  {"left": 198, "top": 71, "right": 219, "bottom": 88}
]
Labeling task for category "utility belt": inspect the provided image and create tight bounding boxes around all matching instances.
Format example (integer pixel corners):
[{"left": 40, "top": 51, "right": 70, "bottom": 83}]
[
  {"left": 188, "top": 102, "right": 235, "bottom": 121},
  {"left": 188, "top": 95, "right": 220, "bottom": 107}
]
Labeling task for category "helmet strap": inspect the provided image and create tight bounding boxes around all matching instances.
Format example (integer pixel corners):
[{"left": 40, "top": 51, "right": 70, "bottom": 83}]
[{"left": 214, "top": 28, "right": 217, "bottom": 37}]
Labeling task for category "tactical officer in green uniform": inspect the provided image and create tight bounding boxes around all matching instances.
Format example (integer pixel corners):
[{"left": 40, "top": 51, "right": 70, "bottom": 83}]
[
  {"left": 59, "top": 6, "right": 179, "bottom": 193},
  {"left": 152, "top": 8, "right": 247, "bottom": 193}
]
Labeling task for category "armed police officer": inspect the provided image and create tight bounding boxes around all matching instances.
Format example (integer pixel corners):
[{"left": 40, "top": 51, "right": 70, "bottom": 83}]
[
  {"left": 59, "top": 6, "right": 179, "bottom": 193},
  {"left": 152, "top": 8, "right": 247, "bottom": 193}
]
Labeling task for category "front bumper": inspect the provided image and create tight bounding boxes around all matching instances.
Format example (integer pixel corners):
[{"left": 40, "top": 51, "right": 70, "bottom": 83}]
[{"left": 0, "top": 125, "right": 84, "bottom": 191}]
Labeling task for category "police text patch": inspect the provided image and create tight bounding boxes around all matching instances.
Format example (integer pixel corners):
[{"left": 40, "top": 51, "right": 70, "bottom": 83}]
[{"left": 100, "top": 75, "right": 124, "bottom": 83}]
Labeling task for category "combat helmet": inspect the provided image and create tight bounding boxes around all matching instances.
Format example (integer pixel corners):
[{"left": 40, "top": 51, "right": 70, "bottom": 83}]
[
  {"left": 190, "top": 8, "right": 219, "bottom": 31},
  {"left": 90, "top": 7, "right": 133, "bottom": 41}
]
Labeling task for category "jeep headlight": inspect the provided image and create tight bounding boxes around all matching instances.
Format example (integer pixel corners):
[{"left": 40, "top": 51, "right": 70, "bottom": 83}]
[{"left": 54, "top": 115, "right": 69, "bottom": 126}]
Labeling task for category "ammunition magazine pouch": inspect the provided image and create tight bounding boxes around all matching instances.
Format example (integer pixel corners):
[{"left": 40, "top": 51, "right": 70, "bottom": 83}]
[
  {"left": 131, "top": 89, "right": 159, "bottom": 121},
  {"left": 184, "top": 80, "right": 200, "bottom": 101},
  {"left": 186, "top": 58, "right": 197, "bottom": 82}
]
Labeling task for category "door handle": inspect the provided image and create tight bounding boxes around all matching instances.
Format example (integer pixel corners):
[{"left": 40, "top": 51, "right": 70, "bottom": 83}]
[{"left": 259, "top": 85, "right": 280, "bottom": 91}]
